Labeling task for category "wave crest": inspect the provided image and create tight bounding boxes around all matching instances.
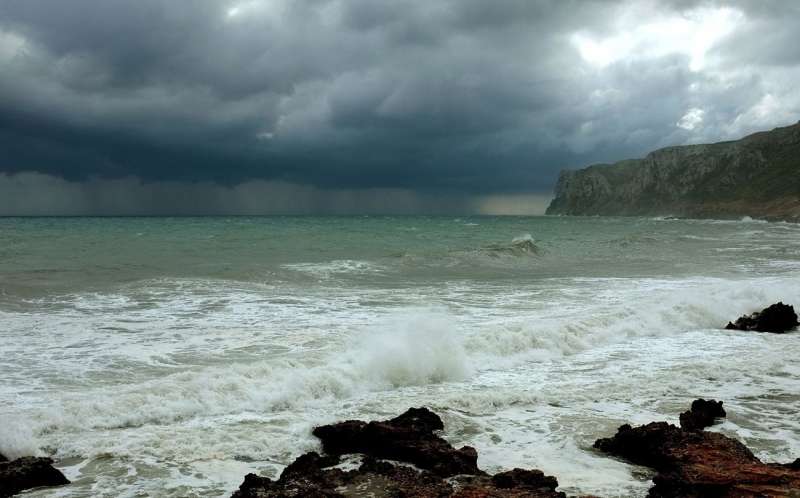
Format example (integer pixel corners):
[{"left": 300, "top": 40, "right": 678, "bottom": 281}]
[{"left": 482, "top": 234, "right": 542, "bottom": 257}]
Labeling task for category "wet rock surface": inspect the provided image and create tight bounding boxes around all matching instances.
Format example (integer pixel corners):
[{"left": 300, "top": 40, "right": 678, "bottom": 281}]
[
  {"left": 233, "top": 408, "right": 567, "bottom": 497},
  {"left": 234, "top": 403, "right": 800, "bottom": 497},
  {"left": 594, "top": 400, "right": 800, "bottom": 497},
  {"left": 0, "top": 456, "right": 70, "bottom": 498},
  {"left": 678, "top": 399, "right": 726, "bottom": 432},
  {"left": 232, "top": 453, "right": 569, "bottom": 498},
  {"left": 312, "top": 407, "right": 480, "bottom": 477},
  {"left": 725, "top": 302, "right": 799, "bottom": 332}
]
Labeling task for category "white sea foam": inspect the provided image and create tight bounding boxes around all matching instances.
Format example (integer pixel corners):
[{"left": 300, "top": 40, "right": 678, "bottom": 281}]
[
  {"left": 7, "top": 274, "right": 797, "bottom": 444},
  {"left": 282, "top": 260, "right": 387, "bottom": 279},
  {"left": 512, "top": 233, "right": 535, "bottom": 244},
  {"left": 0, "top": 419, "right": 40, "bottom": 460}
]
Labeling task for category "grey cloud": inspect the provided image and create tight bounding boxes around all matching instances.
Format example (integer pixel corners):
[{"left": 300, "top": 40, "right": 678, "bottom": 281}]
[{"left": 0, "top": 0, "right": 798, "bottom": 214}]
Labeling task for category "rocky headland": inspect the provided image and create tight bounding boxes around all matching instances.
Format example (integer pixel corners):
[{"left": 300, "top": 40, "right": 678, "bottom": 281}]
[{"left": 546, "top": 121, "right": 800, "bottom": 221}]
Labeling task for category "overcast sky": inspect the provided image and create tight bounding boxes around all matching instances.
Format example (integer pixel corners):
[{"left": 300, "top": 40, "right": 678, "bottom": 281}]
[{"left": 0, "top": 0, "right": 798, "bottom": 214}]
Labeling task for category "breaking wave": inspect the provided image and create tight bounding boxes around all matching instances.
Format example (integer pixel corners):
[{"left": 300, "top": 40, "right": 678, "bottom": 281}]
[
  {"left": 9, "top": 273, "right": 799, "bottom": 444},
  {"left": 480, "top": 234, "right": 542, "bottom": 257}
]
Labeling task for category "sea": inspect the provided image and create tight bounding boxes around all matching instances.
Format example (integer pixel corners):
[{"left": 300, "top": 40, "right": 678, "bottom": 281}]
[{"left": 1, "top": 215, "right": 799, "bottom": 497}]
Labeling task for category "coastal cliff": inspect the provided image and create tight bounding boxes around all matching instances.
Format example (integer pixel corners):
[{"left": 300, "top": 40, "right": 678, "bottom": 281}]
[{"left": 546, "top": 121, "right": 800, "bottom": 221}]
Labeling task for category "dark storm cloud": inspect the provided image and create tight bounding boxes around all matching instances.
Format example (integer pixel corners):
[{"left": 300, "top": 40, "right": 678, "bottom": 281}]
[{"left": 0, "top": 0, "right": 798, "bottom": 213}]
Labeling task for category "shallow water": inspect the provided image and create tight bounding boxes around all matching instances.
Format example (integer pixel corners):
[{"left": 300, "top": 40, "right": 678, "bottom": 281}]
[{"left": 0, "top": 215, "right": 798, "bottom": 497}]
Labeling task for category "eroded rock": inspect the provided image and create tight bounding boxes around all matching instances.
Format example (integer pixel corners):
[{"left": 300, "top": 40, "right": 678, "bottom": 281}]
[
  {"left": 232, "top": 452, "right": 567, "bottom": 498},
  {"left": 0, "top": 456, "right": 70, "bottom": 498},
  {"left": 594, "top": 403, "right": 800, "bottom": 497},
  {"left": 233, "top": 408, "right": 567, "bottom": 497},
  {"left": 725, "top": 302, "right": 799, "bottom": 333},
  {"left": 312, "top": 407, "right": 479, "bottom": 477},
  {"left": 678, "top": 398, "right": 725, "bottom": 432}
]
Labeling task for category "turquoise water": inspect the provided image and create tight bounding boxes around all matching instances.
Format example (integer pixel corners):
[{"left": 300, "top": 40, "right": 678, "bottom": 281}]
[
  {"left": 2, "top": 215, "right": 796, "bottom": 295},
  {"left": 1, "top": 216, "right": 799, "bottom": 497}
]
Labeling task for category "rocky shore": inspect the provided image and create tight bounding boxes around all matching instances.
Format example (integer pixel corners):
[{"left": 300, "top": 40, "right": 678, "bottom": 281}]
[
  {"left": 2, "top": 304, "right": 797, "bottom": 497},
  {"left": 595, "top": 401, "right": 800, "bottom": 497},
  {"left": 232, "top": 399, "right": 800, "bottom": 497},
  {"left": 227, "top": 303, "right": 798, "bottom": 497},
  {"left": 232, "top": 407, "right": 570, "bottom": 498},
  {"left": 4, "top": 401, "right": 799, "bottom": 497}
]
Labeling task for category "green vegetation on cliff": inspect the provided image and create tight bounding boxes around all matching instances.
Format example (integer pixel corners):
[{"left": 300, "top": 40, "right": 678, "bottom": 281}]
[{"left": 546, "top": 121, "right": 800, "bottom": 221}]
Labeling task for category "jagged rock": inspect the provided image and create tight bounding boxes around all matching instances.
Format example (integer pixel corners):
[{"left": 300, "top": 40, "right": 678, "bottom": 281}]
[
  {"left": 312, "top": 407, "right": 480, "bottom": 477},
  {"left": 546, "top": 121, "right": 800, "bottom": 221},
  {"left": 725, "top": 302, "right": 799, "bottom": 333},
  {"left": 679, "top": 399, "right": 725, "bottom": 432},
  {"left": 233, "top": 408, "right": 568, "bottom": 497},
  {"left": 232, "top": 451, "right": 567, "bottom": 498},
  {"left": 594, "top": 404, "right": 800, "bottom": 497},
  {"left": 490, "top": 468, "right": 560, "bottom": 491},
  {"left": 0, "top": 456, "right": 70, "bottom": 498}
]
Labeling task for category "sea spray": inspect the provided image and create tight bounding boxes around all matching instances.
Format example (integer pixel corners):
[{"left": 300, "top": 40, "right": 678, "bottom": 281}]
[
  {"left": 0, "top": 419, "right": 40, "bottom": 460},
  {"left": 358, "top": 312, "right": 471, "bottom": 387}
]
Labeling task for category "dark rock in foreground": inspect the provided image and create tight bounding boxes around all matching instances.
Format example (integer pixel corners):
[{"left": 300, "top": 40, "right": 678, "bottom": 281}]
[
  {"left": 678, "top": 399, "right": 725, "bottom": 432},
  {"left": 725, "top": 302, "right": 799, "bottom": 333},
  {"left": 0, "top": 456, "right": 70, "bottom": 497},
  {"left": 233, "top": 453, "right": 567, "bottom": 498},
  {"left": 595, "top": 401, "right": 800, "bottom": 497},
  {"left": 233, "top": 407, "right": 568, "bottom": 497},
  {"left": 312, "top": 407, "right": 480, "bottom": 477},
  {"left": 234, "top": 402, "right": 800, "bottom": 497}
]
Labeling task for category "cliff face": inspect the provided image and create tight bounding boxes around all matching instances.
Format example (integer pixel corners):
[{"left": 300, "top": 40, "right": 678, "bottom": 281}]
[{"left": 546, "top": 121, "right": 800, "bottom": 221}]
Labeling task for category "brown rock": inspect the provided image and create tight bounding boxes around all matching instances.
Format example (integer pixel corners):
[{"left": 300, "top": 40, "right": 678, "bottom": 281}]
[
  {"left": 594, "top": 405, "right": 800, "bottom": 497},
  {"left": 232, "top": 452, "right": 567, "bottom": 498},
  {"left": 233, "top": 408, "right": 566, "bottom": 497}
]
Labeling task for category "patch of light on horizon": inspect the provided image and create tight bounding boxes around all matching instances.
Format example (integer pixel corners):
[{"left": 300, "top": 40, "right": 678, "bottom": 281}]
[
  {"left": 677, "top": 108, "right": 705, "bottom": 130},
  {"left": 572, "top": 6, "right": 744, "bottom": 71},
  {"left": 476, "top": 194, "right": 552, "bottom": 216}
]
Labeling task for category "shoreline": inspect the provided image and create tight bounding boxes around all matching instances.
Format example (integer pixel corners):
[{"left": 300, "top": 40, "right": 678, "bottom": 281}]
[{"left": 230, "top": 398, "right": 800, "bottom": 497}]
